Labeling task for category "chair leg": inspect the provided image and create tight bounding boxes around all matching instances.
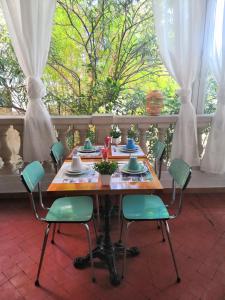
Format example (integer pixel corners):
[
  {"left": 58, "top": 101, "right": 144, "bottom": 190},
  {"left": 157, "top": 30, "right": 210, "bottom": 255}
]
[
  {"left": 119, "top": 218, "right": 124, "bottom": 243},
  {"left": 159, "top": 220, "right": 165, "bottom": 242},
  {"left": 92, "top": 218, "right": 98, "bottom": 242},
  {"left": 57, "top": 224, "right": 61, "bottom": 233},
  {"left": 51, "top": 223, "right": 56, "bottom": 244},
  {"left": 118, "top": 195, "right": 122, "bottom": 226},
  {"left": 122, "top": 221, "right": 133, "bottom": 279},
  {"left": 83, "top": 223, "right": 96, "bottom": 283},
  {"left": 35, "top": 223, "right": 51, "bottom": 287},
  {"left": 157, "top": 220, "right": 161, "bottom": 229},
  {"left": 95, "top": 195, "right": 100, "bottom": 228},
  {"left": 163, "top": 221, "right": 180, "bottom": 283}
]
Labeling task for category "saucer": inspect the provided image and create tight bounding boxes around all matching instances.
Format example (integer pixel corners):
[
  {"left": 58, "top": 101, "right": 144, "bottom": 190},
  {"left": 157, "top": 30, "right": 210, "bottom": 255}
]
[
  {"left": 78, "top": 146, "right": 97, "bottom": 153},
  {"left": 121, "top": 164, "right": 148, "bottom": 174},
  {"left": 65, "top": 166, "right": 89, "bottom": 176},
  {"left": 119, "top": 145, "right": 139, "bottom": 153}
]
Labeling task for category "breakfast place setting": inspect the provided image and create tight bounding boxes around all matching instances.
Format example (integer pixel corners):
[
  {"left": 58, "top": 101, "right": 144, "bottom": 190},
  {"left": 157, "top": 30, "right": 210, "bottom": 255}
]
[{"left": 53, "top": 131, "right": 152, "bottom": 186}]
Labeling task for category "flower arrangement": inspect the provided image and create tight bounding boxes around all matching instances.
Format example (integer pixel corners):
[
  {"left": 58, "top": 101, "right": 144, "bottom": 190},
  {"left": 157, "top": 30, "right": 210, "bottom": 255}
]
[
  {"left": 110, "top": 125, "right": 121, "bottom": 139},
  {"left": 94, "top": 160, "right": 118, "bottom": 175}
]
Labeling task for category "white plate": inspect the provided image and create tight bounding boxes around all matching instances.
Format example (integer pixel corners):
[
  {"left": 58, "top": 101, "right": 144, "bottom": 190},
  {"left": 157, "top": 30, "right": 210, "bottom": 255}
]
[
  {"left": 121, "top": 164, "right": 148, "bottom": 175},
  {"left": 119, "top": 146, "right": 139, "bottom": 153}
]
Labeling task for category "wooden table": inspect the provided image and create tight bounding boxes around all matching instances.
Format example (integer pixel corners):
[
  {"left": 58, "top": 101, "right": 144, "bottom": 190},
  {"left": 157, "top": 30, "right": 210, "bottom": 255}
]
[{"left": 47, "top": 158, "right": 163, "bottom": 285}]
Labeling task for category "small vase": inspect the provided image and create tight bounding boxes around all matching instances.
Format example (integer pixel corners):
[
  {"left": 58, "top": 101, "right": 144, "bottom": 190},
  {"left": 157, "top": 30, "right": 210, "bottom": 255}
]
[
  {"left": 100, "top": 174, "right": 111, "bottom": 186},
  {"left": 146, "top": 90, "right": 164, "bottom": 116},
  {"left": 111, "top": 136, "right": 121, "bottom": 146}
]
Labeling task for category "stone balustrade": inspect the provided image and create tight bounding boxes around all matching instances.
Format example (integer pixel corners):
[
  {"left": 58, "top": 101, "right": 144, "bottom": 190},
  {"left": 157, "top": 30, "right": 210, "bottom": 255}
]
[{"left": 0, "top": 114, "right": 213, "bottom": 167}]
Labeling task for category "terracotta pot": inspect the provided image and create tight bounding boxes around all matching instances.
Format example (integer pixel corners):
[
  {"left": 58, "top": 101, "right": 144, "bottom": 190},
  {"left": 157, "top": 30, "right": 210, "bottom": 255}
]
[
  {"left": 100, "top": 174, "right": 111, "bottom": 186},
  {"left": 146, "top": 90, "right": 164, "bottom": 116}
]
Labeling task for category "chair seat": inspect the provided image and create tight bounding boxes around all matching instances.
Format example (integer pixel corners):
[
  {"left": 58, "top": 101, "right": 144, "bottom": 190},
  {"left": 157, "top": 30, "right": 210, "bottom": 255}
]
[
  {"left": 123, "top": 194, "right": 169, "bottom": 220},
  {"left": 46, "top": 196, "right": 93, "bottom": 222}
]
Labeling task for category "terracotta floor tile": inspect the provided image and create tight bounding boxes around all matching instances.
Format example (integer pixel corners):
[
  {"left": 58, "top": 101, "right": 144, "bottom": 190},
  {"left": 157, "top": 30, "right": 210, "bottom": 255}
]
[{"left": 1, "top": 195, "right": 225, "bottom": 299}]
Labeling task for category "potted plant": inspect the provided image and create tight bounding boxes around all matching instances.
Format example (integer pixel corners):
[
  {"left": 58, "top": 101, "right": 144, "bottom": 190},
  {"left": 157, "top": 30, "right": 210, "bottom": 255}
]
[
  {"left": 127, "top": 126, "right": 138, "bottom": 144},
  {"left": 110, "top": 125, "right": 121, "bottom": 145},
  {"left": 146, "top": 90, "right": 164, "bottom": 116},
  {"left": 94, "top": 160, "right": 118, "bottom": 185}
]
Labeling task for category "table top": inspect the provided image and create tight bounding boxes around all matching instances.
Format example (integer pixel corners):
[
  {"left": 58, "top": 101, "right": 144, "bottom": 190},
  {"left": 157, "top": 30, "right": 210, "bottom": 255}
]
[
  {"left": 67, "top": 144, "right": 146, "bottom": 160},
  {"left": 47, "top": 158, "right": 163, "bottom": 197}
]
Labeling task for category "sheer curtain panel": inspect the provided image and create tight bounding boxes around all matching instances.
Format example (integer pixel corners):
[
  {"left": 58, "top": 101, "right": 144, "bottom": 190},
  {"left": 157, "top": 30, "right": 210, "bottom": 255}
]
[
  {"left": 201, "top": 0, "right": 225, "bottom": 174},
  {"left": 0, "top": 0, "right": 57, "bottom": 162},
  {"left": 153, "top": 0, "right": 207, "bottom": 166}
]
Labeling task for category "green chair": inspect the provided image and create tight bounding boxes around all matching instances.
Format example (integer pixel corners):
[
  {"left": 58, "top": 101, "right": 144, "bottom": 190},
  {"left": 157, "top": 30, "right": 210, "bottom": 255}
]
[
  {"left": 21, "top": 161, "right": 95, "bottom": 286},
  {"left": 118, "top": 140, "right": 166, "bottom": 226},
  {"left": 152, "top": 140, "right": 166, "bottom": 180},
  {"left": 51, "top": 141, "right": 101, "bottom": 229},
  {"left": 121, "top": 159, "right": 191, "bottom": 283},
  {"left": 51, "top": 141, "right": 65, "bottom": 173}
]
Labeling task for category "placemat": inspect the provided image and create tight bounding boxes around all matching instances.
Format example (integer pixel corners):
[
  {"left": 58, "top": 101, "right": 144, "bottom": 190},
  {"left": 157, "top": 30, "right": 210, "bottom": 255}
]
[
  {"left": 52, "top": 161, "right": 152, "bottom": 184},
  {"left": 111, "top": 145, "right": 145, "bottom": 157}
]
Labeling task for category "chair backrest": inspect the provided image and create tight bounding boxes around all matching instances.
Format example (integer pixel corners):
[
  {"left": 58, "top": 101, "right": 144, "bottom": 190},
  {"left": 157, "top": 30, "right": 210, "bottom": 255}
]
[
  {"left": 168, "top": 159, "right": 191, "bottom": 190},
  {"left": 21, "top": 161, "right": 45, "bottom": 193},
  {"left": 152, "top": 140, "right": 166, "bottom": 179},
  {"left": 152, "top": 140, "right": 165, "bottom": 161},
  {"left": 51, "top": 141, "right": 64, "bottom": 166}
]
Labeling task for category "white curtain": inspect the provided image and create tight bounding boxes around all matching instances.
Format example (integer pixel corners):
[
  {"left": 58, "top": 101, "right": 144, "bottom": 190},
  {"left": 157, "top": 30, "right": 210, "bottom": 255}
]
[
  {"left": 153, "top": 0, "right": 207, "bottom": 166},
  {"left": 201, "top": 0, "right": 225, "bottom": 174},
  {"left": 0, "top": 0, "right": 57, "bottom": 162}
]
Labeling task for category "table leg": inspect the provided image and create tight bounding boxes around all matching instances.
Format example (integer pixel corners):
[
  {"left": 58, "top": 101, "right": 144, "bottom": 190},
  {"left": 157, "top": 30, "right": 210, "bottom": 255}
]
[{"left": 74, "top": 194, "right": 121, "bottom": 286}]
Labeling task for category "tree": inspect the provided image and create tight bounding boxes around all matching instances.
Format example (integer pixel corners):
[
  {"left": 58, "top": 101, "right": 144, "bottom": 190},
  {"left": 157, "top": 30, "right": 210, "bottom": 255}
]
[
  {"left": 46, "top": 0, "right": 161, "bottom": 114},
  {"left": 0, "top": 25, "right": 27, "bottom": 114}
]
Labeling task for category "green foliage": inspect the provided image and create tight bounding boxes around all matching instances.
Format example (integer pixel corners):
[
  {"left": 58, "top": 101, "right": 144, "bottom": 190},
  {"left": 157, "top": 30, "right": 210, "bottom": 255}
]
[
  {"left": 45, "top": 0, "right": 161, "bottom": 115},
  {"left": 0, "top": 24, "right": 27, "bottom": 113},
  {"left": 204, "top": 75, "right": 217, "bottom": 114},
  {"left": 0, "top": 0, "right": 217, "bottom": 118},
  {"left": 94, "top": 160, "right": 118, "bottom": 175}
]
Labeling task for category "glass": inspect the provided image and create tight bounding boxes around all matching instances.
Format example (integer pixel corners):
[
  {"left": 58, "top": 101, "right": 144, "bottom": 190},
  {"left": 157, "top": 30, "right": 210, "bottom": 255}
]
[
  {"left": 104, "top": 136, "right": 111, "bottom": 148},
  {"left": 101, "top": 147, "right": 108, "bottom": 160}
]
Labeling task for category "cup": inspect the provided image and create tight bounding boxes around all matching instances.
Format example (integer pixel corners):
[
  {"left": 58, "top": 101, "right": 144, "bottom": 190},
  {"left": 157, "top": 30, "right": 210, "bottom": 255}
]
[
  {"left": 127, "top": 156, "right": 140, "bottom": 171},
  {"left": 84, "top": 138, "right": 93, "bottom": 150},
  {"left": 71, "top": 155, "right": 83, "bottom": 171},
  {"left": 127, "top": 138, "right": 135, "bottom": 150},
  {"left": 101, "top": 147, "right": 108, "bottom": 160}
]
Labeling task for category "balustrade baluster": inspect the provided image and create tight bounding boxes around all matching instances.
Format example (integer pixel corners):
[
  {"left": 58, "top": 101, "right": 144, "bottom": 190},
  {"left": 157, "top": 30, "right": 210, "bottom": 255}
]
[
  {"left": 139, "top": 128, "right": 147, "bottom": 154},
  {"left": 13, "top": 125, "right": 24, "bottom": 160},
  {"left": 197, "top": 128, "right": 204, "bottom": 158},
  {"left": 0, "top": 126, "right": 12, "bottom": 168},
  {"left": 55, "top": 125, "right": 70, "bottom": 156},
  {"left": 78, "top": 128, "right": 89, "bottom": 145}
]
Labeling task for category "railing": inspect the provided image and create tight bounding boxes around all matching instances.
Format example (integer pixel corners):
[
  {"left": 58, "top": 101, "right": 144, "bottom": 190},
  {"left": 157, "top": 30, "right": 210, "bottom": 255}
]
[{"left": 0, "top": 114, "right": 213, "bottom": 167}]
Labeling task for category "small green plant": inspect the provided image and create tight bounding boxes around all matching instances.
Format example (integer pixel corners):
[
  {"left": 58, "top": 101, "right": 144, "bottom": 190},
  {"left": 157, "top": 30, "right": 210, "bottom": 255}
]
[
  {"left": 127, "top": 126, "right": 137, "bottom": 140},
  {"left": 110, "top": 125, "right": 121, "bottom": 138},
  {"left": 94, "top": 161, "right": 118, "bottom": 175}
]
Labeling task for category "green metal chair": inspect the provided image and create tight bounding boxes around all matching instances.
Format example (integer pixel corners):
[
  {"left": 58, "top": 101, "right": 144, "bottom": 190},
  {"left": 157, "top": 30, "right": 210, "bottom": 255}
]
[
  {"left": 152, "top": 140, "right": 166, "bottom": 180},
  {"left": 51, "top": 141, "right": 100, "bottom": 228},
  {"left": 21, "top": 161, "right": 95, "bottom": 286},
  {"left": 120, "top": 159, "right": 191, "bottom": 283},
  {"left": 118, "top": 140, "right": 165, "bottom": 226},
  {"left": 51, "top": 141, "right": 65, "bottom": 173}
]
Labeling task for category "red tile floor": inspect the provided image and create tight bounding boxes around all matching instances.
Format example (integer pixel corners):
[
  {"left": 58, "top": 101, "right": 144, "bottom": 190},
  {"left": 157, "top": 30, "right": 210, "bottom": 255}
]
[{"left": 1, "top": 193, "right": 225, "bottom": 300}]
